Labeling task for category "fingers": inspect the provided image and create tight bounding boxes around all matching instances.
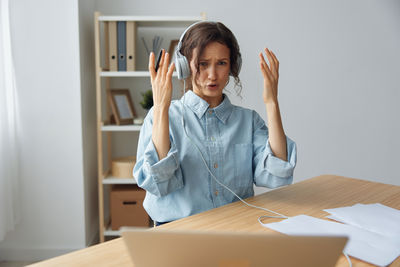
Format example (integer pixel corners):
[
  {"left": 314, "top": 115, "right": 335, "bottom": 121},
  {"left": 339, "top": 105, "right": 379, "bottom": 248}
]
[
  {"left": 158, "top": 50, "right": 173, "bottom": 77},
  {"left": 149, "top": 49, "right": 175, "bottom": 99},
  {"left": 149, "top": 52, "right": 156, "bottom": 80},
  {"left": 259, "top": 52, "right": 272, "bottom": 79},
  {"left": 149, "top": 49, "right": 175, "bottom": 80},
  {"left": 161, "top": 50, "right": 169, "bottom": 76},
  {"left": 166, "top": 62, "right": 175, "bottom": 83},
  {"left": 269, "top": 49, "right": 279, "bottom": 74},
  {"left": 264, "top": 48, "right": 278, "bottom": 77},
  {"left": 260, "top": 48, "right": 279, "bottom": 79},
  {"left": 264, "top": 48, "right": 275, "bottom": 73}
]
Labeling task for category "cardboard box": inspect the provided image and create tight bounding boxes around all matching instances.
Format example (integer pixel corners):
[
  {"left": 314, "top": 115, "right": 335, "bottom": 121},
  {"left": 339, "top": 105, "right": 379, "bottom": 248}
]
[
  {"left": 110, "top": 185, "right": 149, "bottom": 230},
  {"left": 111, "top": 156, "right": 136, "bottom": 178}
]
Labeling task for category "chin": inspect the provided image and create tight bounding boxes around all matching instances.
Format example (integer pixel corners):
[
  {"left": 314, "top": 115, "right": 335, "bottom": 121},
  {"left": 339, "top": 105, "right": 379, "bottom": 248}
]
[
  {"left": 204, "top": 87, "right": 223, "bottom": 95},
  {"left": 204, "top": 92, "right": 223, "bottom": 100},
  {"left": 193, "top": 86, "right": 223, "bottom": 100}
]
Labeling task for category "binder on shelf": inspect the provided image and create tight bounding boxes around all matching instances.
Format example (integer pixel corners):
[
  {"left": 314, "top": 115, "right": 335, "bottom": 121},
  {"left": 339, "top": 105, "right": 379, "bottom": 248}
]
[
  {"left": 117, "top": 21, "right": 127, "bottom": 71},
  {"left": 104, "top": 22, "right": 110, "bottom": 70},
  {"left": 108, "top": 21, "right": 118, "bottom": 71},
  {"left": 126, "top": 21, "right": 136, "bottom": 71}
]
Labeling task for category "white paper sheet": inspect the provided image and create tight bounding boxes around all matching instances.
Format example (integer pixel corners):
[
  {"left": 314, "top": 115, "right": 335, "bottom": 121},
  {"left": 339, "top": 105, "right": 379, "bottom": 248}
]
[
  {"left": 324, "top": 203, "right": 400, "bottom": 240},
  {"left": 262, "top": 215, "right": 400, "bottom": 266}
]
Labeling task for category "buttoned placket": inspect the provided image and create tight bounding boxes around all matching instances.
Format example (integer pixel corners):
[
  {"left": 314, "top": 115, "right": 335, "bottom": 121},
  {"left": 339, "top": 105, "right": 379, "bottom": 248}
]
[{"left": 205, "top": 108, "right": 223, "bottom": 207}]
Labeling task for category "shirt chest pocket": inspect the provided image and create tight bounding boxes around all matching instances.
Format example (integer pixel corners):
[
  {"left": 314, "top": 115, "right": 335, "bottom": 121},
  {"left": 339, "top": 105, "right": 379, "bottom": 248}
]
[{"left": 233, "top": 143, "right": 253, "bottom": 187}]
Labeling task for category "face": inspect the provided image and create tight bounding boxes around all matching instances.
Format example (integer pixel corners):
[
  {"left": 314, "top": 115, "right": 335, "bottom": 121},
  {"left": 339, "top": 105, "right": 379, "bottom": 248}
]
[{"left": 190, "top": 42, "right": 231, "bottom": 108}]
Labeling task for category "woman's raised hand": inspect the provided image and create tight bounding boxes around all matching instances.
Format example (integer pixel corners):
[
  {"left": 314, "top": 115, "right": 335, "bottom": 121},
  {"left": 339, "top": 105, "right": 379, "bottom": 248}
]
[
  {"left": 149, "top": 49, "right": 175, "bottom": 110},
  {"left": 259, "top": 48, "right": 280, "bottom": 104}
]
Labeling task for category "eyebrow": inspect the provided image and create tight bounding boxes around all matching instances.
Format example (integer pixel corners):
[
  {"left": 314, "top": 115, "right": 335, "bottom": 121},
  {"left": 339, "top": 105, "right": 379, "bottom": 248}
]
[{"left": 199, "top": 57, "right": 229, "bottom": 61}]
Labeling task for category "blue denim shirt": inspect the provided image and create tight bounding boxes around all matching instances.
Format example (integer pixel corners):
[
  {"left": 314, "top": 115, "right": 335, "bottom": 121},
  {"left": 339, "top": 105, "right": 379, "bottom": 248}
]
[{"left": 133, "top": 90, "right": 297, "bottom": 222}]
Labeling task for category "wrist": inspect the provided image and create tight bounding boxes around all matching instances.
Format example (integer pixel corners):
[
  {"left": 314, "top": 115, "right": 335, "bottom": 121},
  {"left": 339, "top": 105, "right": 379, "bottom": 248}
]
[
  {"left": 153, "top": 104, "right": 170, "bottom": 114},
  {"left": 153, "top": 105, "right": 169, "bottom": 123},
  {"left": 265, "top": 98, "right": 279, "bottom": 108}
]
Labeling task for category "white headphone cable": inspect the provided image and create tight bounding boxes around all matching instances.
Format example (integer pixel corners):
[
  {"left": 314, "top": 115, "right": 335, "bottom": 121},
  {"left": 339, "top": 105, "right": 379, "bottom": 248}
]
[
  {"left": 343, "top": 252, "right": 352, "bottom": 267},
  {"left": 177, "top": 72, "right": 352, "bottom": 267},
  {"left": 180, "top": 80, "right": 288, "bottom": 220},
  {"left": 181, "top": 104, "right": 353, "bottom": 267}
]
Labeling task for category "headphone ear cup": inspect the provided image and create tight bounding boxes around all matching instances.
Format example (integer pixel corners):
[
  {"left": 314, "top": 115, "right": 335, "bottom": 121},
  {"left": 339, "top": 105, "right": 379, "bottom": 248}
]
[{"left": 175, "top": 52, "right": 190, "bottom": 80}]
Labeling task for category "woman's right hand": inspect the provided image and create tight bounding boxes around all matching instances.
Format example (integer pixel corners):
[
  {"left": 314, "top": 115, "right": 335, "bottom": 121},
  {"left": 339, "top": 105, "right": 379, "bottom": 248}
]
[{"left": 149, "top": 50, "right": 175, "bottom": 110}]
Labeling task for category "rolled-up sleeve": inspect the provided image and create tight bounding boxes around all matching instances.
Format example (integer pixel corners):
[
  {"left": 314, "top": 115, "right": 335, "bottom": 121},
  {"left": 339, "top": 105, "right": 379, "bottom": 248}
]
[
  {"left": 252, "top": 112, "right": 297, "bottom": 188},
  {"left": 133, "top": 110, "right": 184, "bottom": 197}
]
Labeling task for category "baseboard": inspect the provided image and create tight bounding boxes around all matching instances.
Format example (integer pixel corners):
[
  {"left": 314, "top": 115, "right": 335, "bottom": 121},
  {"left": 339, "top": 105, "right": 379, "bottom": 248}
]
[{"left": 0, "top": 247, "right": 80, "bottom": 262}]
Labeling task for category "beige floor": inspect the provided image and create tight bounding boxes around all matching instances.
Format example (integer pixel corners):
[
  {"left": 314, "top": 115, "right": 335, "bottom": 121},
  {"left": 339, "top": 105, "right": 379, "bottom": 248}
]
[{"left": 0, "top": 262, "right": 37, "bottom": 267}]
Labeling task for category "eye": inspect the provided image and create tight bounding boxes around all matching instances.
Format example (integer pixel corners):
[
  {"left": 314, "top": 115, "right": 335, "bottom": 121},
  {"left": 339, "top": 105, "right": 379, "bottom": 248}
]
[
  {"left": 218, "top": 61, "right": 228, "bottom": 66},
  {"left": 199, "top": 61, "right": 208, "bottom": 67}
]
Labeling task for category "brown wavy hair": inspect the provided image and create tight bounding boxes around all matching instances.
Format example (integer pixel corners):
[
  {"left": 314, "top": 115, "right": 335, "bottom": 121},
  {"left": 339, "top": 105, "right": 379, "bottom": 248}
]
[{"left": 179, "top": 21, "right": 242, "bottom": 95}]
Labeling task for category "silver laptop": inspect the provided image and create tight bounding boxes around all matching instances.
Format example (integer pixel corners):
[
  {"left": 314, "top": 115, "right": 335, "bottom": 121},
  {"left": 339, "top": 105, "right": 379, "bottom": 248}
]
[{"left": 121, "top": 228, "right": 348, "bottom": 267}]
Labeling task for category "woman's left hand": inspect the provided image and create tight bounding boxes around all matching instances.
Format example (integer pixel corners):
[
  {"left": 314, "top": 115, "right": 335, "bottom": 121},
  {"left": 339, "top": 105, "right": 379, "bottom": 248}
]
[{"left": 259, "top": 48, "right": 280, "bottom": 104}]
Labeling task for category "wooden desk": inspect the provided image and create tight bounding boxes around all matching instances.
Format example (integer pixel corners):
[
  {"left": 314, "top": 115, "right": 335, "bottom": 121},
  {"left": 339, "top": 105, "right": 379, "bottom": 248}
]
[{"left": 30, "top": 175, "right": 400, "bottom": 267}]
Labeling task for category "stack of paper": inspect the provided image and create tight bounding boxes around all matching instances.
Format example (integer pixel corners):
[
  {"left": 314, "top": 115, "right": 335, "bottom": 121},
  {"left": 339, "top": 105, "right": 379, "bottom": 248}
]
[
  {"left": 324, "top": 203, "right": 400, "bottom": 240},
  {"left": 261, "top": 203, "right": 400, "bottom": 266}
]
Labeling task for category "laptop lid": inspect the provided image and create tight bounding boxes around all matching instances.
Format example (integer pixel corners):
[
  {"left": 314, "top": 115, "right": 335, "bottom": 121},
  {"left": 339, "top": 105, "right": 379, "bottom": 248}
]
[{"left": 121, "top": 228, "right": 348, "bottom": 267}]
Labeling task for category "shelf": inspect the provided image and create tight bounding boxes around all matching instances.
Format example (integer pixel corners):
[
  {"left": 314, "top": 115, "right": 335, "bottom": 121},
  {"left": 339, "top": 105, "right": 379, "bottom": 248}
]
[
  {"left": 100, "top": 71, "right": 178, "bottom": 77},
  {"left": 102, "top": 169, "right": 137, "bottom": 184},
  {"left": 101, "top": 71, "right": 148, "bottom": 77},
  {"left": 104, "top": 226, "right": 121, "bottom": 237},
  {"left": 104, "top": 220, "right": 121, "bottom": 237},
  {"left": 98, "top": 15, "right": 204, "bottom": 22},
  {"left": 103, "top": 177, "right": 137, "bottom": 185},
  {"left": 104, "top": 224, "right": 152, "bottom": 237},
  {"left": 101, "top": 124, "right": 142, "bottom": 132}
]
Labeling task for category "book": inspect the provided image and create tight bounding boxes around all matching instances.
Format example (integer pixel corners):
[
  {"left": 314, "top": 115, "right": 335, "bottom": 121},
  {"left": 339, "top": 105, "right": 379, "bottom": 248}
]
[
  {"left": 126, "top": 21, "right": 136, "bottom": 71},
  {"left": 108, "top": 21, "right": 117, "bottom": 71},
  {"left": 117, "top": 21, "right": 127, "bottom": 71},
  {"left": 104, "top": 21, "right": 109, "bottom": 70}
]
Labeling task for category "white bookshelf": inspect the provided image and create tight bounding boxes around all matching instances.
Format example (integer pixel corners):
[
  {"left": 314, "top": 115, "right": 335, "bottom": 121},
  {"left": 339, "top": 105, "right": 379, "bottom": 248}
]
[{"left": 95, "top": 12, "right": 205, "bottom": 243}]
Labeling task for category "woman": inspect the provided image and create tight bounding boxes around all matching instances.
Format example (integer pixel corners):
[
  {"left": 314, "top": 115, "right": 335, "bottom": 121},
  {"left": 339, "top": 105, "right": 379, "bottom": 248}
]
[{"left": 133, "top": 21, "right": 297, "bottom": 225}]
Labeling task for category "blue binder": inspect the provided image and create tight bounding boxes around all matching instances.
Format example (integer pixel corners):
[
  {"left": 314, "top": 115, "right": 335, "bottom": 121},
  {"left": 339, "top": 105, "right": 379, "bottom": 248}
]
[{"left": 117, "top": 21, "right": 126, "bottom": 71}]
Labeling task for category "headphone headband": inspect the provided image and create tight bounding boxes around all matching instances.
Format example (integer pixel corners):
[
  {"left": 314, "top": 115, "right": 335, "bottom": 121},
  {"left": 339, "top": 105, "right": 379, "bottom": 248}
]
[{"left": 177, "top": 21, "right": 206, "bottom": 50}]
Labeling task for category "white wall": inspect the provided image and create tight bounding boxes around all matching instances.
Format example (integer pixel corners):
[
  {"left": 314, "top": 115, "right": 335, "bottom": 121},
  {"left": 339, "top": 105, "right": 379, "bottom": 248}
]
[
  {"left": 78, "top": 0, "right": 98, "bottom": 248},
  {"left": 95, "top": 0, "right": 400, "bottom": 193},
  {"left": 0, "top": 0, "right": 95, "bottom": 261}
]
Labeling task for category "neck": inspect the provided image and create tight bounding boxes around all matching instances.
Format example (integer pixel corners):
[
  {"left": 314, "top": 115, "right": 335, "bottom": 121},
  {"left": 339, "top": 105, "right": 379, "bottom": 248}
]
[
  {"left": 207, "top": 95, "right": 223, "bottom": 108},
  {"left": 191, "top": 89, "right": 223, "bottom": 108}
]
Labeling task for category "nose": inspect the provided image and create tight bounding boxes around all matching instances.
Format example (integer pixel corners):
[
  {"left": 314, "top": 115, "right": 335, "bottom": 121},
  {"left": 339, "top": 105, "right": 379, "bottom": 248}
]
[{"left": 208, "top": 65, "right": 217, "bottom": 81}]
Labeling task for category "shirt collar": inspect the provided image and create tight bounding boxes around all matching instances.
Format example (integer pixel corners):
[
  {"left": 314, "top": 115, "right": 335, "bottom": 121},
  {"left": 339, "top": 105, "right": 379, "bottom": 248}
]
[{"left": 180, "top": 90, "right": 233, "bottom": 124}]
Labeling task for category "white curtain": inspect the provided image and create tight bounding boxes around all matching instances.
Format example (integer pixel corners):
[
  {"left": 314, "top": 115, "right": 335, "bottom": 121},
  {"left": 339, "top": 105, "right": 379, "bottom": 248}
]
[{"left": 0, "top": 0, "right": 20, "bottom": 241}]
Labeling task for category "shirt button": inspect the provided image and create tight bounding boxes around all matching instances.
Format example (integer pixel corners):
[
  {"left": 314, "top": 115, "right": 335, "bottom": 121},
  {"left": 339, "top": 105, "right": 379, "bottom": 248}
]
[
  {"left": 211, "top": 136, "right": 215, "bottom": 141},
  {"left": 208, "top": 110, "right": 213, "bottom": 114},
  {"left": 214, "top": 163, "right": 218, "bottom": 168},
  {"left": 215, "top": 190, "right": 219, "bottom": 196}
]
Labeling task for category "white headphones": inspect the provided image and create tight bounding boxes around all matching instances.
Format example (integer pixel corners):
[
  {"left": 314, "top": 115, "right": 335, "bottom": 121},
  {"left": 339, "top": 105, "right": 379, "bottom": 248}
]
[{"left": 174, "top": 21, "right": 242, "bottom": 80}]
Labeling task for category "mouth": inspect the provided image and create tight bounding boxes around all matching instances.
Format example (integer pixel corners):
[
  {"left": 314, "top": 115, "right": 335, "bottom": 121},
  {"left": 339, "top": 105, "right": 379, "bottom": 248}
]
[{"left": 207, "top": 84, "right": 218, "bottom": 90}]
